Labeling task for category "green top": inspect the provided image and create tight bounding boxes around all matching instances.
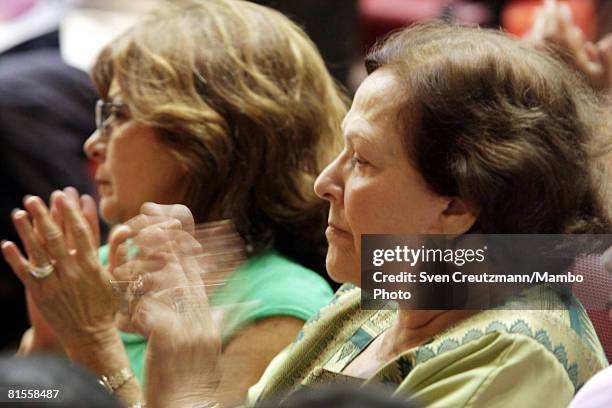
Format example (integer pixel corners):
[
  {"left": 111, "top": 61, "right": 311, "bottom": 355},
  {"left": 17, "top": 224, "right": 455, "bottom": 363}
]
[
  {"left": 99, "top": 245, "right": 333, "bottom": 385},
  {"left": 247, "top": 284, "right": 609, "bottom": 407}
]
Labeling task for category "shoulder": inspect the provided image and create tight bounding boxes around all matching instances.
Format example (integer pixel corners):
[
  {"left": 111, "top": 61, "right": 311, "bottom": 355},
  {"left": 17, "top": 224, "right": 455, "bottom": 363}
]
[
  {"left": 215, "top": 249, "right": 334, "bottom": 338},
  {"left": 380, "top": 290, "right": 607, "bottom": 407},
  {"left": 386, "top": 328, "right": 577, "bottom": 408},
  {"left": 394, "top": 287, "right": 607, "bottom": 386},
  {"left": 236, "top": 249, "right": 331, "bottom": 289}
]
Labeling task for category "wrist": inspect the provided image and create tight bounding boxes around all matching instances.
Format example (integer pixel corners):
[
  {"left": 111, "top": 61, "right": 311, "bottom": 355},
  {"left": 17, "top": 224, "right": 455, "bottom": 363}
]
[
  {"left": 63, "top": 325, "right": 118, "bottom": 353},
  {"left": 64, "top": 328, "right": 127, "bottom": 377},
  {"left": 64, "top": 329, "right": 142, "bottom": 407},
  {"left": 98, "top": 366, "right": 135, "bottom": 393}
]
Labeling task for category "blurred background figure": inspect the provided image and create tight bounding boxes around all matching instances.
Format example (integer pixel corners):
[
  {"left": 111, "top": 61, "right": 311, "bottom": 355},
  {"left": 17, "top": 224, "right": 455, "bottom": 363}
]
[
  {"left": 352, "top": 0, "right": 496, "bottom": 89},
  {"left": 566, "top": 247, "right": 612, "bottom": 408},
  {"left": 0, "top": 354, "right": 123, "bottom": 407},
  {"left": 523, "top": 0, "right": 611, "bottom": 92},
  {"left": 0, "top": 0, "right": 154, "bottom": 350},
  {"left": 351, "top": 0, "right": 611, "bottom": 91},
  {"left": 503, "top": 0, "right": 600, "bottom": 41}
]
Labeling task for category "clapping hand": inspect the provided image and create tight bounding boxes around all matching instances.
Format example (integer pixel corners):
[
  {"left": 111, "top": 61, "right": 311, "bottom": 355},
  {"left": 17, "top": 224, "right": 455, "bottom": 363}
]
[
  {"left": 2, "top": 191, "right": 115, "bottom": 352},
  {"left": 18, "top": 187, "right": 102, "bottom": 354},
  {"left": 110, "top": 205, "right": 225, "bottom": 407}
]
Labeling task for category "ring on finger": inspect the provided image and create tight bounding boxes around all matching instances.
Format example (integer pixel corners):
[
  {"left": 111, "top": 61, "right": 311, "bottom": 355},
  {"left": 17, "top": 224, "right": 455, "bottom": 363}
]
[
  {"left": 131, "top": 275, "right": 145, "bottom": 297},
  {"left": 30, "top": 262, "right": 55, "bottom": 279}
]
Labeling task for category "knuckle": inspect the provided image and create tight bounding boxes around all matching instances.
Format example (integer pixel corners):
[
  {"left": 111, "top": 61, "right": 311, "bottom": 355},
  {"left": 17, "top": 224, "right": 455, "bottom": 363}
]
[
  {"left": 71, "top": 223, "right": 90, "bottom": 240},
  {"left": 29, "top": 247, "right": 48, "bottom": 262},
  {"left": 43, "top": 228, "right": 63, "bottom": 244}
]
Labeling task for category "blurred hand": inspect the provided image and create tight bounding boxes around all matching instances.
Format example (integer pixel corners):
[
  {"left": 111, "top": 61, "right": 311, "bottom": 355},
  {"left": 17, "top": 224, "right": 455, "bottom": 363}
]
[
  {"left": 109, "top": 203, "right": 196, "bottom": 332},
  {"left": 109, "top": 203, "right": 246, "bottom": 335},
  {"left": 124, "top": 222, "right": 222, "bottom": 407},
  {"left": 110, "top": 204, "right": 248, "bottom": 406},
  {"left": 525, "top": 1, "right": 612, "bottom": 92}
]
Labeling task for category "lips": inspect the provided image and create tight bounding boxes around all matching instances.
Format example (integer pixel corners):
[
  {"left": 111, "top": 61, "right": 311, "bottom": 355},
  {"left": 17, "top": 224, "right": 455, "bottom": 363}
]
[
  {"left": 95, "top": 172, "right": 110, "bottom": 185},
  {"left": 96, "top": 179, "right": 111, "bottom": 196}
]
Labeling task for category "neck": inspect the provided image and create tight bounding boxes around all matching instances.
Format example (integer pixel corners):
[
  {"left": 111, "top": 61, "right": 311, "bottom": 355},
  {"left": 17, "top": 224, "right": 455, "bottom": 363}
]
[{"left": 385, "top": 309, "right": 478, "bottom": 353}]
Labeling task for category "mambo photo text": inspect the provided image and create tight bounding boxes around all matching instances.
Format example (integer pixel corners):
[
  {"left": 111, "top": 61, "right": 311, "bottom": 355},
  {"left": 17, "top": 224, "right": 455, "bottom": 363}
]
[{"left": 368, "top": 246, "right": 583, "bottom": 301}]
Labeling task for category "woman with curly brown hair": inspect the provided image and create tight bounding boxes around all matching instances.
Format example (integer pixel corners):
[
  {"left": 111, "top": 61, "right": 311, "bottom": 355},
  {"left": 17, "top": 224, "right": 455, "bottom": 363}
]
[{"left": 2, "top": 0, "right": 346, "bottom": 405}]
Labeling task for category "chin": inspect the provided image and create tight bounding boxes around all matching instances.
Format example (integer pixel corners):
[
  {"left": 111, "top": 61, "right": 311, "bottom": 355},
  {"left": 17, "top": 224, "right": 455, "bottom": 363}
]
[
  {"left": 98, "top": 198, "right": 121, "bottom": 225},
  {"left": 325, "top": 247, "right": 360, "bottom": 286}
]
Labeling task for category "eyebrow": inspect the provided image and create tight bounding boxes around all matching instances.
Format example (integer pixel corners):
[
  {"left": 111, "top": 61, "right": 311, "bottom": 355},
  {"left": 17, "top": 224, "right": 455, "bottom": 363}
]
[
  {"left": 343, "top": 113, "right": 374, "bottom": 144},
  {"left": 344, "top": 119, "right": 395, "bottom": 159},
  {"left": 345, "top": 131, "right": 378, "bottom": 152}
]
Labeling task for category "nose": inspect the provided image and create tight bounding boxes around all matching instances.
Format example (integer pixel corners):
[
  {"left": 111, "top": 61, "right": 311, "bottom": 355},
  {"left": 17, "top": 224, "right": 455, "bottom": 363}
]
[
  {"left": 314, "top": 152, "right": 344, "bottom": 204},
  {"left": 83, "top": 130, "right": 106, "bottom": 161}
]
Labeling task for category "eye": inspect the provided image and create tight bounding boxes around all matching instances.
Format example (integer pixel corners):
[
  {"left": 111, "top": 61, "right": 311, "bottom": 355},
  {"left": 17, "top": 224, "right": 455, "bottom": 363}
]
[
  {"left": 350, "top": 154, "right": 369, "bottom": 168},
  {"left": 109, "top": 106, "right": 129, "bottom": 121}
]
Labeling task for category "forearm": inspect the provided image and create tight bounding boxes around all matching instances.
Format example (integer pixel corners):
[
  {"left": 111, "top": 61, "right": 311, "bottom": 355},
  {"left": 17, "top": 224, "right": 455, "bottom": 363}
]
[{"left": 65, "top": 329, "right": 142, "bottom": 407}]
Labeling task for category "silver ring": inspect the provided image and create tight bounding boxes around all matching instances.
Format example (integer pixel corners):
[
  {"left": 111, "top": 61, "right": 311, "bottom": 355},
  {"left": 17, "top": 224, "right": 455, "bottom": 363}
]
[
  {"left": 30, "top": 263, "right": 55, "bottom": 279},
  {"left": 131, "top": 275, "right": 145, "bottom": 297}
]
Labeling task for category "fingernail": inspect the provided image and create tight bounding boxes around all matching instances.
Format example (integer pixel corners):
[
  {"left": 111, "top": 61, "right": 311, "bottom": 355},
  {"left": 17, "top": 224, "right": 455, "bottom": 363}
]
[
  {"left": 23, "top": 195, "right": 40, "bottom": 206},
  {"left": 11, "top": 208, "right": 20, "bottom": 217},
  {"left": 59, "top": 194, "right": 73, "bottom": 208},
  {"left": 12, "top": 210, "right": 27, "bottom": 220},
  {"left": 64, "top": 187, "right": 78, "bottom": 201}
]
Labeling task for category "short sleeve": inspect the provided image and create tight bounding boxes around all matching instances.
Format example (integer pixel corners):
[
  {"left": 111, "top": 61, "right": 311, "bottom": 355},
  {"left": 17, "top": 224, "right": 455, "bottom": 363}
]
[{"left": 217, "top": 252, "right": 333, "bottom": 341}]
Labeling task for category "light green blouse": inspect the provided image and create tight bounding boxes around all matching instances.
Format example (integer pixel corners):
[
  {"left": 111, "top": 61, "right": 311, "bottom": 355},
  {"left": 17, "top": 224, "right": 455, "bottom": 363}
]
[{"left": 248, "top": 284, "right": 608, "bottom": 408}]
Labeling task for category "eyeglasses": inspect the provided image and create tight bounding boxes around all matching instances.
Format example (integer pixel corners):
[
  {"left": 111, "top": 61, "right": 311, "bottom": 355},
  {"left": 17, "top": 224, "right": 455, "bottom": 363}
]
[{"left": 95, "top": 99, "right": 128, "bottom": 138}]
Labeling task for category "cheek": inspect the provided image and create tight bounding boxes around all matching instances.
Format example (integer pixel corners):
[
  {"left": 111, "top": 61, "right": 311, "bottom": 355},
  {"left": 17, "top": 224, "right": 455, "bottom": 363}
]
[
  {"left": 344, "top": 180, "right": 390, "bottom": 238},
  {"left": 105, "top": 141, "right": 134, "bottom": 183},
  {"left": 348, "top": 187, "right": 441, "bottom": 236},
  {"left": 101, "top": 147, "right": 180, "bottom": 223}
]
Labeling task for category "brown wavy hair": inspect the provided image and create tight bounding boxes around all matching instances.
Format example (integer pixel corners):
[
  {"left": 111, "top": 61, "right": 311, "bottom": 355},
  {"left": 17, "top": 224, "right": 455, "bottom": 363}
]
[
  {"left": 91, "top": 0, "right": 347, "bottom": 270},
  {"left": 366, "top": 22, "right": 612, "bottom": 234}
]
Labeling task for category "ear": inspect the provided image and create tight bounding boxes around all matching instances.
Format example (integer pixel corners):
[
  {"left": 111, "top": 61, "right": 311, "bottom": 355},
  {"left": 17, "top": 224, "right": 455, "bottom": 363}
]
[{"left": 439, "top": 197, "right": 478, "bottom": 234}]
